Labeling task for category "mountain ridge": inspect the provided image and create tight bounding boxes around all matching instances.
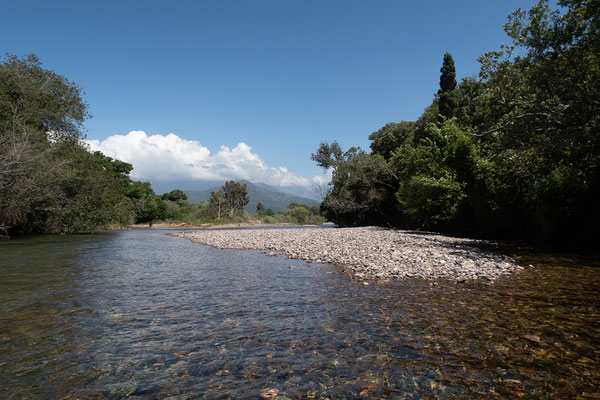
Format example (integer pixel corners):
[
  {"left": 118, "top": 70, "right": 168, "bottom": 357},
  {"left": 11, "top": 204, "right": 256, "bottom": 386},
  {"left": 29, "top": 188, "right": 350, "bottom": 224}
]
[
  {"left": 152, "top": 179, "right": 321, "bottom": 201},
  {"left": 184, "top": 180, "right": 320, "bottom": 213}
]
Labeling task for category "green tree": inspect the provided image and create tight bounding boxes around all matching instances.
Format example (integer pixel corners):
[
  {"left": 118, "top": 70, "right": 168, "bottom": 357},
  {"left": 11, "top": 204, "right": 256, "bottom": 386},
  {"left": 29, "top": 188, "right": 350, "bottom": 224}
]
[
  {"left": 256, "top": 202, "right": 265, "bottom": 215},
  {"left": 209, "top": 188, "right": 226, "bottom": 219},
  {"left": 126, "top": 181, "right": 166, "bottom": 224},
  {"left": 321, "top": 150, "right": 398, "bottom": 226},
  {"left": 454, "top": 78, "right": 488, "bottom": 130},
  {"left": 223, "top": 181, "right": 250, "bottom": 218},
  {"left": 48, "top": 145, "right": 125, "bottom": 232},
  {"left": 390, "top": 121, "right": 477, "bottom": 230},
  {"left": 288, "top": 203, "right": 310, "bottom": 211},
  {"left": 290, "top": 206, "right": 310, "bottom": 224},
  {"left": 162, "top": 189, "right": 188, "bottom": 205},
  {"left": 438, "top": 52, "right": 458, "bottom": 120},
  {"left": 0, "top": 54, "right": 127, "bottom": 233},
  {"left": 311, "top": 141, "right": 344, "bottom": 170},
  {"left": 91, "top": 151, "right": 135, "bottom": 224},
  {"left": 369, "top": 121, "right": 416, "bottom": 159},
  {"left": 92, "top": 151, "right": 133, "bottom": 184},
  {"left": 473, "top": 0, "right": 600, "bottom": 243}
]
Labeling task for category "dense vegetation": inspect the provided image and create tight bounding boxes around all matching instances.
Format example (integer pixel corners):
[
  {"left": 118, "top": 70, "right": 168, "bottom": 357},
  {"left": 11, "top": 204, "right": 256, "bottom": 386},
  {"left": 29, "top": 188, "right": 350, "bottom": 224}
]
[
  {"left": 1, "top": 55, "right": 117, "bottom": 233},
  {"left": 156, "top": 183, "right": 325, "bottom": 226},
  {"left": 256, "top": 202, "right": 324, "bottom": 225},
  {"left": 314, "top": 0, "right": 599, "bottom": 247}
]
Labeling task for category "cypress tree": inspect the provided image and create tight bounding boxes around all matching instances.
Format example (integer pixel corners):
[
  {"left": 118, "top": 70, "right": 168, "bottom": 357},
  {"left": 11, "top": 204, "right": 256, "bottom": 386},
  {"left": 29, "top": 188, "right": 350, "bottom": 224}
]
[{"left": 438, "top": 52, "right": 458, "bottom": 120}]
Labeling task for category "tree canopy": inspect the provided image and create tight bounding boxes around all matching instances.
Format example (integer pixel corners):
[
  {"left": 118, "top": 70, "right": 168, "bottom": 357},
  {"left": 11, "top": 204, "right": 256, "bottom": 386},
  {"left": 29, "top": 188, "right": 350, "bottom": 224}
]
[
  {"left": 311, "top": 141, "right": 344, "bottom": 170},
  {"left": 0, "top": 54, "right": 174, "bottom": 233},
  {"left": 0, "top": 54, "right": 112, "bottom": 233},
  {"left": 208, "top": 181, "right": 250, "bottom": 219},
  {"left": 162, "top": 189, "right": 188, "bottom": 205},
  {"left": 223, "top": 181, "right": 250, "bottom": 218}
]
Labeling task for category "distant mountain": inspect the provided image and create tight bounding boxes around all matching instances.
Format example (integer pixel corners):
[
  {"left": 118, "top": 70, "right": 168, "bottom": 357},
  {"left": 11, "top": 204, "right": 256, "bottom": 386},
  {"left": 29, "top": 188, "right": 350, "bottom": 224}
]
[
  {"left": 252, "top": 182, "right": 321, "bottom": 201},
  {"left": 151, "top": 180, "right": 224, "bottom": 195},
  {"left": 152, "top": 179, "right": 322, "bottom": 202},
  {"left": 184, "top": 180, "right": 320, "bottom": 212}
]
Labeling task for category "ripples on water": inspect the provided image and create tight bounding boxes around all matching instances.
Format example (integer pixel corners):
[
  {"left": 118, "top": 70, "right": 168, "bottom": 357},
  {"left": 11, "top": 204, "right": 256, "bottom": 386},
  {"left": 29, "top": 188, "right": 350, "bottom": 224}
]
[{"left": 0, "top": 229, "right": 598, "bottom": 399}]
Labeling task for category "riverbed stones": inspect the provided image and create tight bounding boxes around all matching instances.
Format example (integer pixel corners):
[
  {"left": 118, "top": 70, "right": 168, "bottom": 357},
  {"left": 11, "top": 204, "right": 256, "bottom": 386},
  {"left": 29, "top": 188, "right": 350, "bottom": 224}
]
[{"left": 173, "top": 227, "right": 523, "bottom": 282}]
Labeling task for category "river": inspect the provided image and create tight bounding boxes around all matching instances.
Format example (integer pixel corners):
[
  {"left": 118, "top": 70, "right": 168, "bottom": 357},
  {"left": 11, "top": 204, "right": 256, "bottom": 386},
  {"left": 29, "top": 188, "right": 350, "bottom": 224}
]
[{"left": 0, "top": 228, "right": 598, "bottom": 399}]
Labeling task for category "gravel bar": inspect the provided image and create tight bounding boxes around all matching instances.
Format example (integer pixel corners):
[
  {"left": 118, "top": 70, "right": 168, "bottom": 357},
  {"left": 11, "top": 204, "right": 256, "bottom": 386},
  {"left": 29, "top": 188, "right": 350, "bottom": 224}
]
[{"left": 173, "top": 227, "right": 523, "bottom": 282}]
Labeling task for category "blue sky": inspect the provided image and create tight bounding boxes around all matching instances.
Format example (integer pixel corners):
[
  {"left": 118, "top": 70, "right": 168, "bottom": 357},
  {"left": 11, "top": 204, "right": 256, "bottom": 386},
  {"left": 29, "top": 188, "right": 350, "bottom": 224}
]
[{"left": 3, "top": 0, "right": 536, "bottom": 188}]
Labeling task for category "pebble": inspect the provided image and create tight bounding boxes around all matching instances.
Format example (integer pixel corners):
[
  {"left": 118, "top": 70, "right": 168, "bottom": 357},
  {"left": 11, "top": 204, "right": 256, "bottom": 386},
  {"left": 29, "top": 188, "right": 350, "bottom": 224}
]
[{"left": 172, "top": 227, "right": 523, "bottom": 282}]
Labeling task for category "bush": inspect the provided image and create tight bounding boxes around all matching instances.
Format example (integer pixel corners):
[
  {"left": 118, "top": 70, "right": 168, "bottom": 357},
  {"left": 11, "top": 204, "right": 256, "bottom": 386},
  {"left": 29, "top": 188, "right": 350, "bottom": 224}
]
[{"left": 289, "top": 207, "right": 310, "bottom": 224}]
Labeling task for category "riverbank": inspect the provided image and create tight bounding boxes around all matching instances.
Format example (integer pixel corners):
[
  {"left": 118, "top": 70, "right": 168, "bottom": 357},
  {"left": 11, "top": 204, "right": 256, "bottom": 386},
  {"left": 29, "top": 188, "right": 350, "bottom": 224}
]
[
  {"left": 173, "top": 226, "right": 523, "bottom": 282},
  {"left": 127, "top": 221, "right": 326, "bottom": 230}
]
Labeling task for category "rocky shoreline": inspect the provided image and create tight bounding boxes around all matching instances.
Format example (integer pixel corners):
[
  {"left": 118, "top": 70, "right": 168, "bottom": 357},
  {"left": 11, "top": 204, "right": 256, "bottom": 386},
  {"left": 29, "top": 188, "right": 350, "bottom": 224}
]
[
  {"left": 173, "top": 226, "right": 524, "bottom": 282},
  {"left": 126, "top": 221, "right": 312, "bottom": 230}
]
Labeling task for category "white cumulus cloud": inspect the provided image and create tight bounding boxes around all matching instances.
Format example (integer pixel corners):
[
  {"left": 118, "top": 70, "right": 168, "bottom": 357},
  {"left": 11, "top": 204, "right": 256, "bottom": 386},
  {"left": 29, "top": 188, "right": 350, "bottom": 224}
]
[{"left": 85, "top": 131, "right": 323, "bottom": 188}]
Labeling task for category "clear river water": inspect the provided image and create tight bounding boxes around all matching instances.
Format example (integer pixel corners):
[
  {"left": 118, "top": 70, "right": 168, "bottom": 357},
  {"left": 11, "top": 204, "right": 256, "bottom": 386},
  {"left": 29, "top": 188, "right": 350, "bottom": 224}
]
[{"left": 0, "top": 228, "right": 598, "bottom": 399}]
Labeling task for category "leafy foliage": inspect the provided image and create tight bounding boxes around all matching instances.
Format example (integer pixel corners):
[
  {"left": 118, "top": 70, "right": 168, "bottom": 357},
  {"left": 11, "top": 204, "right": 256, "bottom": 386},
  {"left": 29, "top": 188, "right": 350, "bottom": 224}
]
[
  {"left": 0, "top": 54, "right": 121, "bottom": 233},
  {"left": 209, "top": 188, "right": 226, "bottom": 219},
  {"left": 258, "top": 202, "right": 325, "bottom": 225},
  {"left": 391, "top": 121, "right": 475, "bottom": 230},
  {"left": 311, "top": 141, "right": 344, "bottom": 170},
  {"left": 0, "top": 54, "right": 181, "bottom": 233},
  {"left": 368, "top": 121, "right": 416, "bottom": 159},
  {"left": 223, "top": 181, "right": 250, "bottom": 218},
  {"left": 315, "top": 0, "right": 599, "bottom": 247},
  {"left": 161, "top": 189, "right": 188, "bottom": 205},
  {"left": 321, "top": 148, "right": 398, "bottom": 226},
  {"left": 206, "top": 181, "right": 249, "bottom": 219}
]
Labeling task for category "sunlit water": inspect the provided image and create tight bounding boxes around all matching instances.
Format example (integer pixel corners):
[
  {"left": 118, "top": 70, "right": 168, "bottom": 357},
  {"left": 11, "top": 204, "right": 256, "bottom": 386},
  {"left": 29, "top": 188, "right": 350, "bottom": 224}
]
[{"left": 0, "top": 229, "right": 598, "bottom": 399}]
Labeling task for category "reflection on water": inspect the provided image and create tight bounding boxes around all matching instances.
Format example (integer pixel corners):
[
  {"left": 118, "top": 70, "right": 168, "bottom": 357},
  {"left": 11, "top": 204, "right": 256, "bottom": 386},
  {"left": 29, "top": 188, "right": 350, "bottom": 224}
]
[{"left": 0, "top": 229, "right": 598, "bottom": 399}]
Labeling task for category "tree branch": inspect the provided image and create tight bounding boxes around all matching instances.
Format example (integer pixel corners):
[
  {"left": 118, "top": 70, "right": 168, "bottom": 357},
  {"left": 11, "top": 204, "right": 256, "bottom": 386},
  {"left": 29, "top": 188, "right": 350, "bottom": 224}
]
[{"left": 471, "top": 112, "right": 557, "bottom": 136}]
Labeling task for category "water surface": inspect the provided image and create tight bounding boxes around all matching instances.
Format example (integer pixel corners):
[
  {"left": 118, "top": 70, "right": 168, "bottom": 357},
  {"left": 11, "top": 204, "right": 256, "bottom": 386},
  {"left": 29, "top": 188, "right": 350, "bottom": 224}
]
[{"left": 0, "top": 229, "right": 598, "bottom": 399}]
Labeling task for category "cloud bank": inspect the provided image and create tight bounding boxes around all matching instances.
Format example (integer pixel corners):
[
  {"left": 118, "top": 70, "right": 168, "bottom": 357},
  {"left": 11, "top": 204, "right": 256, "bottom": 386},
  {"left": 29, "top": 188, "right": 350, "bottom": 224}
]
[{"left": 86, "top": 131, "right": 322, "bottom": 187}]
